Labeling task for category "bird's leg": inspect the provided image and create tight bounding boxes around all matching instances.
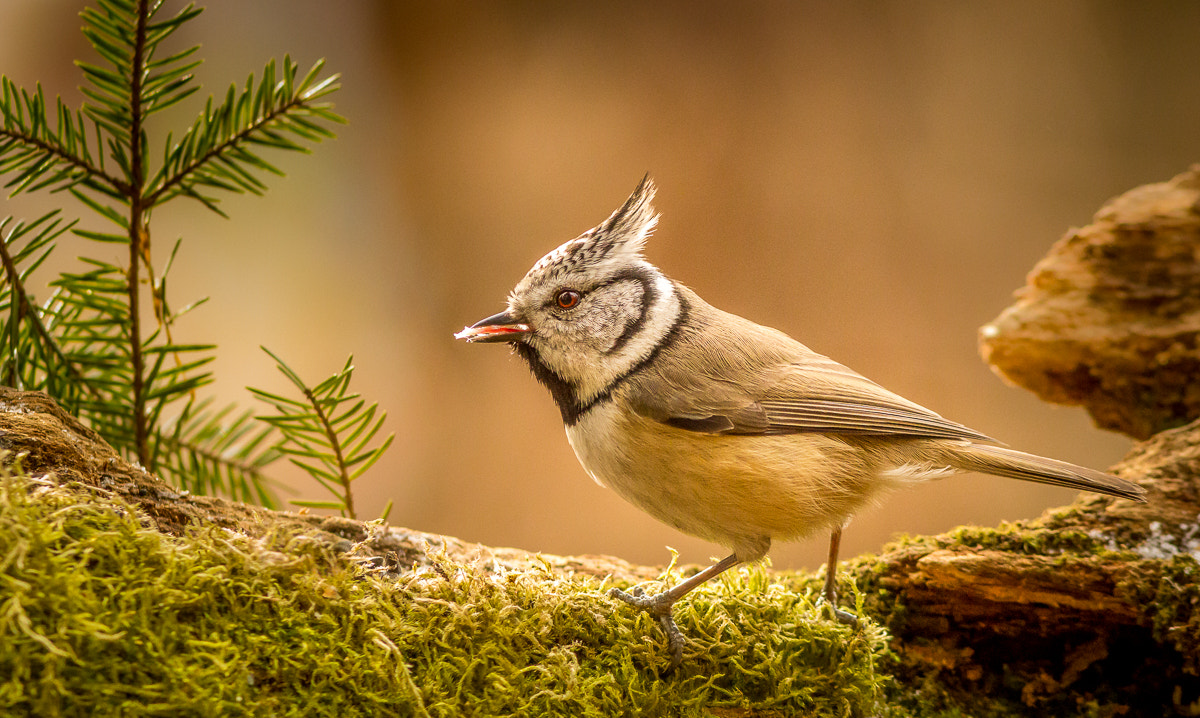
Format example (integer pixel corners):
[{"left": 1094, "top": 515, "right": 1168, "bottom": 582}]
[
  {"left": 610, "top": 552, "right": 741, "bottom": 672},
  {"left": 820, "top": 526, "right": 860, "bottom": 627}
]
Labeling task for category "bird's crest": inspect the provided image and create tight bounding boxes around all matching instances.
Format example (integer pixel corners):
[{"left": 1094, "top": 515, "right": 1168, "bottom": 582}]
[{"left": 524, "top": 175, "right": 659, "bottom": 282}]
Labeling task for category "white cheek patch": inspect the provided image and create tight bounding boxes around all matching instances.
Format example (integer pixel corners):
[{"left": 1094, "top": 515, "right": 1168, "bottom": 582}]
[
  {"left": 564, "top": 271, "right": 681, "bottom": 406},
  {"left": 604, "top": 273, "right": 679, "bottom": 368}
]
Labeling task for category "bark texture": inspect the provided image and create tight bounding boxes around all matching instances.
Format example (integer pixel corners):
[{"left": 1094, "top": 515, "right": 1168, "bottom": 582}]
[
  {"left": 848, "top": 418, "right": 1199, "bottom": 713},
  {"left": 980, "top": 165, "right": 1200, "bottom": 440}
]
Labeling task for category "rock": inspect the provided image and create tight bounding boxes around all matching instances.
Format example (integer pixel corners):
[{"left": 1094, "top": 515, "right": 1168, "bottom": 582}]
[{"left": 979, "top": 165, "right": 1200, "bottom": 439}]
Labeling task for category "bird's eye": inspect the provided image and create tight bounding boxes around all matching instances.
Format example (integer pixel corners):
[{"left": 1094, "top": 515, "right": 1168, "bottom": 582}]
[{"left": 556, "top": 289, "right": 582, "bottom": 309}]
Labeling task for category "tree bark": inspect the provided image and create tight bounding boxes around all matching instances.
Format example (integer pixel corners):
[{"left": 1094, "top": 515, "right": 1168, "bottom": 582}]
[{"left": 980, "top": 164, "right": 1200, "bottom": 440}]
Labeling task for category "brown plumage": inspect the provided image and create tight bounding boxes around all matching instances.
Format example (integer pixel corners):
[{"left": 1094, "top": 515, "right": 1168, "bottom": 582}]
[{"left": 457, "top": 176, "right": 1146, "bottom": 672}]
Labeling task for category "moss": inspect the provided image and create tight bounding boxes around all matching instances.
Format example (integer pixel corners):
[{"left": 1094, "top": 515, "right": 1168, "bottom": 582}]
[
  {"left": 781, "top": 504, "right": 1200, "bottom": 718},
  {"left": 0, "top": 471, "right": 891, "bottom": 717},
  {"left": 944, "top": 520, "right": 1108, "bottom": 557},
  {"left": 1118, "top": 553, "right": 1200, "bottom": 675},
  {"left": 875, "top": 506, "right": 1155, "bottom": 562}
]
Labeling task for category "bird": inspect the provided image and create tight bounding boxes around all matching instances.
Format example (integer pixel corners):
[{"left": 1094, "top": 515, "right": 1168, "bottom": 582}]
[{"left": 455, "top": 175, "right": 1147, "bottom": 672}]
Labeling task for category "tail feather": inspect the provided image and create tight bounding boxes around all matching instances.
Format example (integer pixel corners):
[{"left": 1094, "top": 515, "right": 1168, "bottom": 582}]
[{"left": 947, "top": 444, "right": 1146, "bottom": 503}]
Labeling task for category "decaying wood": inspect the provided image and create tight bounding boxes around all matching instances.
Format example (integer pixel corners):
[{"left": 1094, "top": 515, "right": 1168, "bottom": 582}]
[
  {"left": 980, "top": 164, "right": 1200, "bottom": 440},
  {"left": 851, "top": 419, "right": 1198, "bottom": 681}
]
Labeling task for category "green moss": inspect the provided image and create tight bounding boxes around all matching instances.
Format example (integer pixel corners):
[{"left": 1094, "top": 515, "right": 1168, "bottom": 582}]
[
  {"left": 1118, "top": 553, "right": 1200, "bottom": 675},
  {"left": 944, "top": 521, "right": 1107, "bottom": 556},
  {"left": 0, "top": 472, "right": 891, "bottom": 717}
]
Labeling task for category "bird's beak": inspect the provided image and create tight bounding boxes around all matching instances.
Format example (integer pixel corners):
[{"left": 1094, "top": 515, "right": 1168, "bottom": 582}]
[{"left": 454, "top": 310, "right": 531, "bottom": 343}]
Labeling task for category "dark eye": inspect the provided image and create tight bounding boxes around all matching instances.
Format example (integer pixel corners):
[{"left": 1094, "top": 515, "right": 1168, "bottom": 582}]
[{"left": 556, "top": 289, "right": 581, "bottom": 309}]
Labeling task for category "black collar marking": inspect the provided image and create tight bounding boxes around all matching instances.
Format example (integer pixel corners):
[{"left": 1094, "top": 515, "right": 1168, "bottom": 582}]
[{"left": 516, "top": 282, "right": 689, "bottom": 426}]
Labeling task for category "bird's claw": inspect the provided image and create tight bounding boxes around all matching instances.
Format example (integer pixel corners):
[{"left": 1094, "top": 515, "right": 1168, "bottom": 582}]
[
  {"left": 609, "top": 586, "right": 686, "bottom": 674},
  {"left": 830, "top": 604, "right": 860, "bottom": 628},
  {"left": 608, "top": 585, "right": 666, "bottom": 613},
  {"left": 818, "top": 594, "right": 860, "bottom": 628}
]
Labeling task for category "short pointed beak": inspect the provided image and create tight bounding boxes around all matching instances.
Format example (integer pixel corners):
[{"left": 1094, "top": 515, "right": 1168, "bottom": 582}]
[{"left": 454, "top": 310, "right": 531, "bottom": 343}]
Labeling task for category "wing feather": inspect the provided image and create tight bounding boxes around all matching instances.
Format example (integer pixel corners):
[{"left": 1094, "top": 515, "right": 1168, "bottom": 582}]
[
  {"left": 756, "top": 397, "right": 993, "bottom": 441},
  {"left": 624, "top": 284, "right": 996, "bottom": 443}
]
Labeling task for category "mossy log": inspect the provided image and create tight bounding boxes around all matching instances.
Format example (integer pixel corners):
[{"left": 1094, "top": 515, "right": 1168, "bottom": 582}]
[
  {"left": 847, "top": 418, "right": 1199, "bottom": 714},
  {"left": 3, "top": 168, "right": 1200, "bottom": 715},
  {"left": 0, "top": 393, "right": 1197, "bottom": 716},
  {"left": 0, "top": 386, "right": 892, "bottom": 717}
]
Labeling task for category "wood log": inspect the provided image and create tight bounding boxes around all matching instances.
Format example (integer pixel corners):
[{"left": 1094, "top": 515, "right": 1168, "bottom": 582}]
[{"left": 980, "top": 165, "right": 1200, "bottom": 440}]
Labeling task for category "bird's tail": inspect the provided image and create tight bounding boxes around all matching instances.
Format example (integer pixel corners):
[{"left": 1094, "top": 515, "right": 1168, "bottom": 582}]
[{"left": 945, "top": 444, "right": 1146, "bottom": 502}]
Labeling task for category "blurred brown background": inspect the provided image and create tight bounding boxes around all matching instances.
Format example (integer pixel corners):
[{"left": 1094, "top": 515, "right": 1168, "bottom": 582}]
[{"left": 3, "top": 1, "right": 1199, "bottom": 571}]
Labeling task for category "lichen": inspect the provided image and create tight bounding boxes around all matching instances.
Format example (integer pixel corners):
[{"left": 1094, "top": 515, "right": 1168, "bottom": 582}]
[
  {"left": 0, "top": 470, "right": 892, "bottom": 717},
  {"left": 1127, "top": 519, "right": 1200, "bottom": 562}
]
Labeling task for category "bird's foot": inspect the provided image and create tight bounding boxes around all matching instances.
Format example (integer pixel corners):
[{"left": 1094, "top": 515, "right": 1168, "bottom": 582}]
[
  {"left": 609, "top": 585, "right": 686, "bottom": 673},
  {"left": 818, "top": 593, "right": 860, "bottom": 628},
  {"left": 828, "top": 603, "right": 861, "bottom": 628}
]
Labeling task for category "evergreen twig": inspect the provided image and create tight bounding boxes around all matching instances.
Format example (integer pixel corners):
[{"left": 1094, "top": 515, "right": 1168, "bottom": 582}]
[
  {"left": 0, "top": 0, "right": 373, "bottom": 510},
  {"left": 251, "top": 349, "right": 395, "bottom": 520}
]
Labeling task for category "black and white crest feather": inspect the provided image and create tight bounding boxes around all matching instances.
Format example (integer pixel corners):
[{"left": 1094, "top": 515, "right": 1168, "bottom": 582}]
[{"left": 517, "top": 174, "right": 659, "bottom": 292}]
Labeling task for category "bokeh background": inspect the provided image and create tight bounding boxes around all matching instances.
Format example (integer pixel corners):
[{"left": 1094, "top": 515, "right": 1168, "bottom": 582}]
[{"left": 3, "top": 1, "right": 1199, "bottom": 571}]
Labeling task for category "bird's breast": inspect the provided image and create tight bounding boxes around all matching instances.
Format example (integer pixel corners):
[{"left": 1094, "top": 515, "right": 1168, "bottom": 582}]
[{"left": 564, "top": 400, "right": 888, "bottom": 551}]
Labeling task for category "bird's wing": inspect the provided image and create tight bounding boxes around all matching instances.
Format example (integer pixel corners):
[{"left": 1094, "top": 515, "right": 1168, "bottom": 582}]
[
  {"left": 630, "top": 343, "right": 994, "bottom": 442},
  {"left": 753, "top": 352, "right": 995, "bottom": 441}
]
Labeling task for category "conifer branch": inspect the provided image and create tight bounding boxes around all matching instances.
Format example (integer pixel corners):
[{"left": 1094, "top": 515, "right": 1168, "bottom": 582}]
[
  {"left": 0, "top": 1, "right": 368, "bottom": 512},
  {"left": 0, "top": 214, "right": 96, "bottom": 396},
  {"left": 143, "top": 108, "right": 292, "bottom": 209},
  {"left": 0, "top": 117, "right": 126, "bottom": 196},
  {"left": 251, "top": 349, "right": 394, "bottom": 520},
  {"left": 144, "top": 62, "right": 343, "bottom": 211},
  {"left": 125, "top": 0, "right": 151, "bottom": 466},
  {"left": 151, "top": 398, "right": 281, "bottom": 507}
]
